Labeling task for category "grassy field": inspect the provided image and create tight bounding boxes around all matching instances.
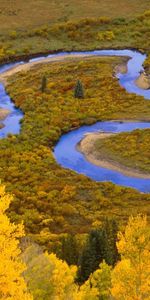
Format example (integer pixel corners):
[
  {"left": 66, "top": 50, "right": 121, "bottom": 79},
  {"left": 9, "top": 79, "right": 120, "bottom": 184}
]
[{"left": 0, "top": 0, "right": 149, "bottom": 32}]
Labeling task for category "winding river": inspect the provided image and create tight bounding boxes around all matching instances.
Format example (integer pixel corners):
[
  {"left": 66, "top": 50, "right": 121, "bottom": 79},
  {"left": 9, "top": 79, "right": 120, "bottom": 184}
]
[{"left": 0, "top": 49, "right": 150, "bottom": 192}]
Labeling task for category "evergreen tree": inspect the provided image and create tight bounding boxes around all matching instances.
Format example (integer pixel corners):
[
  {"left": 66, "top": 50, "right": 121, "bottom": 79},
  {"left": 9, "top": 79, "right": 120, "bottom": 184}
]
[
  {"left": 78, "top": 229, "right": 106, "bottom": 283},
  {"left": 78, "top": 219, "right": 119, "bottom": 283},
  {"left": 74, "top": 79, "right": 84, "bottom": 98},
  {"left": 102, "top": 218, "right": 119, "bottom": 266},
  {"left": 41, "top": 75, "right": 47, "bottom": 93},
  {"left": 60, "top": 234, "right": 79, "bottom": 265}
]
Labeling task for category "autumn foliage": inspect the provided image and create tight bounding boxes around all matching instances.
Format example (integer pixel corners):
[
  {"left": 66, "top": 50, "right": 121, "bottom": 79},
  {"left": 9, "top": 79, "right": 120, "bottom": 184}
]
[
  {"left": 111, "top": 215, "right": 150, "bottom": 299},
  {"left": 0, "top": 185, "right": 149, "bottom": 299},
  {"left": 0, "top": 185, "right": 32, "bottom": 299},
  {"left": 0, "top": 56, "right": 149, "bottom": 251}
]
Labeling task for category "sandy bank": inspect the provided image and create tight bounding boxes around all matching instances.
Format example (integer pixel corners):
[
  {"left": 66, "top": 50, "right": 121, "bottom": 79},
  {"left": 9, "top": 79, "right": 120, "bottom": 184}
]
[
  {"left": 0, "top": 51, "right": 149, "bottom": 93},
  {"left": 2, "top": 51, "right": 148, "bottom": 94},
  {"left": 0, "top": 108, "right": 10, "bottom": 129},
  {"left": 135, "top": 72, "right": 150, "bottom": 90},
  {"left": 0, "top": 108, "right": 10, "bottom": 120},
  {"left": 0, "top": 53, "right": 92, "bottom": 85},
  {"left": 77, "top": 131, "right": 150, "bottom": 179},
  {"left": 0, "top": 53, "right": 129, "bottom": 86}
]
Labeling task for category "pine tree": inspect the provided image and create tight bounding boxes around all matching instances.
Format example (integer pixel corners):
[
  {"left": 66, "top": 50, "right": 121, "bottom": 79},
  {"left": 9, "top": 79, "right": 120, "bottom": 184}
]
[
  {"left": 102, "top": 218, "right": 119, "bottom": 266},
  {"left": 78, "top": 219, "right": 119, "bottom": 283},
  {"left": 74, "top": 79, "right": 84, "bottom": 98},
  {"left": 41, "top": 75, "right": 47, "bottom": 93},
  {"left": 78, "top": 229, "right": 106, "bottom": 283},
  {"left": 60, "top": 234, "right": 79, "bottom": 265}
]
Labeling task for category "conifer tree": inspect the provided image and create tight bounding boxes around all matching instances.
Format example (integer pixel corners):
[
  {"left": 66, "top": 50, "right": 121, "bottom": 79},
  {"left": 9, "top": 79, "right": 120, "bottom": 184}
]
[
  {"left": 74, "top": 79, "right": 84, "bottom": 98},
  {"left": 78, "top": 219, "right": 119, "bottom": 283},
  {"left": 41, "top": 75, "right": 47, "bottom": 93},
  {"left": 60, "top": 234, "right": 79, "bottom": 265},
  {"left": 78, "top": 229, "right": 106, "bottom": 283},
  {"left": 102, "top": 218, "right": 119, "bottom": 266}
]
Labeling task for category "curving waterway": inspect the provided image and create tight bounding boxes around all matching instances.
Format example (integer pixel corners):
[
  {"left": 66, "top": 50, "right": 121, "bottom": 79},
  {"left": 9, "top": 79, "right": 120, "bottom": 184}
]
[{"left": 0, "top": 49, "right": 150, "bottom": 192}]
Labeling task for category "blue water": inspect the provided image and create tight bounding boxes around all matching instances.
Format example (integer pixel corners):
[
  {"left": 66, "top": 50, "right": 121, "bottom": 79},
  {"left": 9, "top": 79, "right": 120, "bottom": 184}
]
[
  {"left": 54, "top": 121, "right": 150, "bottom": 192},
  {"left": 0, "top": 49, "right": 150, "bottom": 192}
]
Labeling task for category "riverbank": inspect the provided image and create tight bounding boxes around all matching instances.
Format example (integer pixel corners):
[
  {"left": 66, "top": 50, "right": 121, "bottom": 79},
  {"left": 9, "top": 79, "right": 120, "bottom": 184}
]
[
  {"left": 0, "top": 108, "right": 10, "bottom": 119},
  {"left": 0, "top": 53, "right": 129, "bottom": 85},
  {"left": 135, "top": 72, "right": 150, "bottom": 89},
  {"left": 0, "top": 53, "right": 93, "bottom": 85},
  {"left": 0, "top": 108, "right": 11, "bottom": 129},
  {"left": 0, "top": 50, "right": 148, "bottom": 95},
  {"left": 77, "top": 131, "right": 150, "bottom": 179}
]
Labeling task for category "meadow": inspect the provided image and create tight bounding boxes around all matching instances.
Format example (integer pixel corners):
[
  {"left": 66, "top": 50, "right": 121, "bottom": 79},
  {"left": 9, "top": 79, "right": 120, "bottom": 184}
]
[{"left": 0, "top": 0, "right": 149, "bottom": 32}]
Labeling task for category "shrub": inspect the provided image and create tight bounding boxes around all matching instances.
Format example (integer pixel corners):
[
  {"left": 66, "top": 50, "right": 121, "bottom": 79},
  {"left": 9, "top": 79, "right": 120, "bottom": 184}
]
[
  {"left": 97, "top": 30, "right": 115, "bottom": 41},
  {"left": 9, "top": 30, "right": 17, "bottom": 39}
]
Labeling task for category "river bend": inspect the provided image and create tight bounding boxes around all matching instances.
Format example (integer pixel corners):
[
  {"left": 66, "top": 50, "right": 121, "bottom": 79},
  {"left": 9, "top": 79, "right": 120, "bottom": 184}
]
[{"left": 0, "top": 49, "right": 150, "bottom": 192}]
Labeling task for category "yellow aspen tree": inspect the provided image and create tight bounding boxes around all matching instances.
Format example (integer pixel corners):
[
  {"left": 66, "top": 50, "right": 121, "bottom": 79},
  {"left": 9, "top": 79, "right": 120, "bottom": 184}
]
[
  {"left": 111, "top": 215, "right": 150, "bottom": 300},
  {"left": 46, "top": 253, "right": 77, "bottom": 300},
  {"left": 22, "top": 244, "right": 98, "bottom": 300},
  {"left": 73, "top": 261, "right": 111, "bottom": 300},
  {"left": 46, "top": 253, "right": 98, "bottom": 300},
  {"left": 74, "top": 282, "right": 99, "bottom": 300},
  {"left": 0, "top": 184, "right": 32, "bottom": 300}
]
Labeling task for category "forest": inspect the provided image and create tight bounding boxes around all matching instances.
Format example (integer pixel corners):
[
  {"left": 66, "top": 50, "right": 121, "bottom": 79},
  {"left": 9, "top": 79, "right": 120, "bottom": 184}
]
[{"left": 1, "top": 185, "right": 150, "bottom": 299}]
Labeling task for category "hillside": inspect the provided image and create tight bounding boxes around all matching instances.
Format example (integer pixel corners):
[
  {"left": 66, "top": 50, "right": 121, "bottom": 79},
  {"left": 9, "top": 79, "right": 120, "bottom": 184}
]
[{"left": 0, "top": 0, "right": 149, "bottom": 32}]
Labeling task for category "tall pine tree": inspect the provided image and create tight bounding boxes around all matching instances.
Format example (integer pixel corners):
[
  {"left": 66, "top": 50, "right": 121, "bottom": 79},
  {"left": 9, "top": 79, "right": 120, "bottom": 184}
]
[
  {"left": 41, "top": 75, "right": 47, "bottom": 93},
  {"left": 102, "top": 218, "right": 119, "bottom": 266},
  {"left": 74, "top": 80, "right": 84, "bottom": 99},
  {"left": 60, "top": 234, "right": 79, "bottom": 265},
  {"left": 77, "top": 218, "right": 119, "bottom": 283},
  {"left": 78, "top": 229, "right": 106, "bottom": 283}
]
